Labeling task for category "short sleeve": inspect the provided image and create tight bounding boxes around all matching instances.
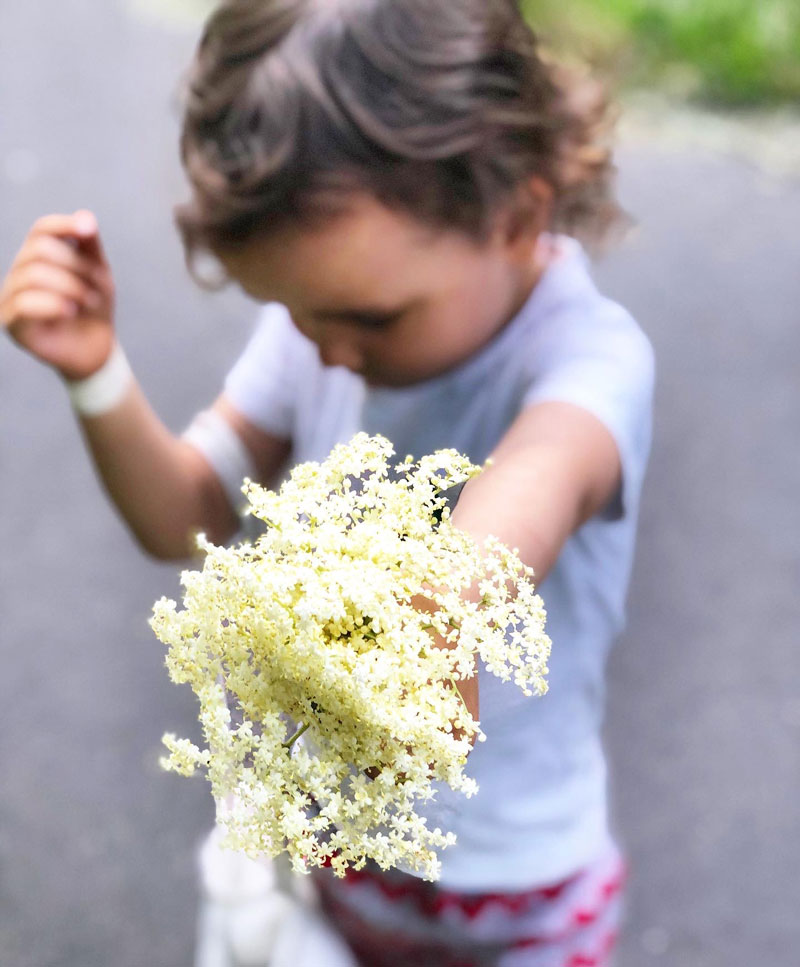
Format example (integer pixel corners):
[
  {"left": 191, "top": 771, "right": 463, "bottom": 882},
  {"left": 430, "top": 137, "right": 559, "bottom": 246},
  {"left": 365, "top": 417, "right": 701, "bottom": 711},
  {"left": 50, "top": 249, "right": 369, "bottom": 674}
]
[
  {"left": 522, "top": 301, "right": 655, "bottom": 520},
  {"left": 223, "top": 302, "right": 315, "bottom": 439}
]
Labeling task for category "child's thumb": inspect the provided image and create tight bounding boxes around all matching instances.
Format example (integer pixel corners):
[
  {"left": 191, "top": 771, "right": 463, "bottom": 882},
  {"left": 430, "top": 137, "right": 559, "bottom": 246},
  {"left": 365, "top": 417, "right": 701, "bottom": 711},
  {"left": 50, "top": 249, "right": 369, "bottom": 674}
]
[{"left": 72, "top": 209, "right": 109, "bottom": 263}]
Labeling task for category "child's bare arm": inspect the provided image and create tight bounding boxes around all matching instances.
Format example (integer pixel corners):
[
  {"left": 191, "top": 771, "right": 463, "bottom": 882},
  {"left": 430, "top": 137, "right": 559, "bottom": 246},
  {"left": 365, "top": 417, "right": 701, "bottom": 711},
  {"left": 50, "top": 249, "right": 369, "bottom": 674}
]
[
  {"left": 424, "top": 401, "right": 618, "bottom": 733},
  {"left": 73, "top": 386, "right": 249, "bottom": 559},
  {"left": 452, "top": 401, "right": 622, "bottom": 589},
  {"left": 0, "top": 212, "right": 287, "bottom": 559}
]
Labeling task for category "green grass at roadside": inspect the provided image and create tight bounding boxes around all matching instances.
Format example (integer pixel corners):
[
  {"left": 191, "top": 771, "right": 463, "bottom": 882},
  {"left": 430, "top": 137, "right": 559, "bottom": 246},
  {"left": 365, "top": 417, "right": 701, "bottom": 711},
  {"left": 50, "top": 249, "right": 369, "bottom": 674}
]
[{"left": 522, "top": 0, "right": 800, "bottom": 106}]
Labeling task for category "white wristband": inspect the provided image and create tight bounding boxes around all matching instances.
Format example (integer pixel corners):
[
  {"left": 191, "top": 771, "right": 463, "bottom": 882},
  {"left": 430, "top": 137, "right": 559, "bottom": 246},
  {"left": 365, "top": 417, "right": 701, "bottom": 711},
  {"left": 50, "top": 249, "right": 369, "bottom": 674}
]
[{"left": 65, "top": 343, "right": 133, "bottom": 417}]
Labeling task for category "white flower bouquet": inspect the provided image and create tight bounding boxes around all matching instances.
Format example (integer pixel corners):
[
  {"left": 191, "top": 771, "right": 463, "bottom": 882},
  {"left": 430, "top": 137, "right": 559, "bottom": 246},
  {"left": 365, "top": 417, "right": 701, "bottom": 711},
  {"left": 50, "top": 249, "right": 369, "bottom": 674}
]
[{"left": 151, "top": 433, "right": 550, "bottom": 880}]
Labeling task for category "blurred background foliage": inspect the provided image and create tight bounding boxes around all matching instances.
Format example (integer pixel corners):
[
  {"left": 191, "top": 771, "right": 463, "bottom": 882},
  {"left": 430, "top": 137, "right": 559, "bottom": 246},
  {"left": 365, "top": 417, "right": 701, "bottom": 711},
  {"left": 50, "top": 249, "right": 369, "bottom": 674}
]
[
  {"left": 521, "top": 0, "right": 800, "bottom": 106},
  {"left": 138, "top": 0, "right": 800, "bottom": 108}
]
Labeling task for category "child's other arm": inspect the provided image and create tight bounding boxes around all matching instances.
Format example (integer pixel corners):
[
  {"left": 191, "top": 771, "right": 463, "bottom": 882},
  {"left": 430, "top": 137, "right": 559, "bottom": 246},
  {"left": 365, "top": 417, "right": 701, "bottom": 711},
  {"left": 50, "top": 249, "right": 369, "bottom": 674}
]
[
  {"left": 451, "top": 400, "right": 621, "bottom": 586},
  {"left": 421, "top": 401, "right": 618, "bottom": 736},
  {"left": 0, "top": 212, "right": 288, "bottom": 559}
]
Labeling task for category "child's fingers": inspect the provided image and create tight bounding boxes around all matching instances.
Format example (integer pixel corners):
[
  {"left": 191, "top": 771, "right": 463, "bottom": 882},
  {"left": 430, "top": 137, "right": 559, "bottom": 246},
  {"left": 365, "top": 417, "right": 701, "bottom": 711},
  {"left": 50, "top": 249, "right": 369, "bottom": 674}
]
[
  {"left": 13, "top": 236, "right": 109, "bottom": 290},
  {"left": 30, "top": 210, "right": 97, "bottom": 244},
  {"left": 3, "top": 262, "right": 103, "bottom": 314},
  {"left": 28, "top": 210, "right": 110, "bottom": 268},
  {"left": 2, "top": 290, "right": 79, "bottom": 328}
]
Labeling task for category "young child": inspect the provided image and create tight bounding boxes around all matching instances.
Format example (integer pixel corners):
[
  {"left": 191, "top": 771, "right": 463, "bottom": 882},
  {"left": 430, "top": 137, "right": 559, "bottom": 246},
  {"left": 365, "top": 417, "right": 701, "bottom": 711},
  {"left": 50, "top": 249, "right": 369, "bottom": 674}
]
[{"left": 0, "top": 1, "right": 654, "bottom": 964}]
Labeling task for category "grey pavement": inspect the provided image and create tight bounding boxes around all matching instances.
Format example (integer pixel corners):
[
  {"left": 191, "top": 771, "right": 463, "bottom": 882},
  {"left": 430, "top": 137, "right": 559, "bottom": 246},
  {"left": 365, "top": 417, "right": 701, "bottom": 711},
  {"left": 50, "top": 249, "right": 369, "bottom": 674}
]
[{"left": 1, "top": 3, "right": 798, "bottom": 966}]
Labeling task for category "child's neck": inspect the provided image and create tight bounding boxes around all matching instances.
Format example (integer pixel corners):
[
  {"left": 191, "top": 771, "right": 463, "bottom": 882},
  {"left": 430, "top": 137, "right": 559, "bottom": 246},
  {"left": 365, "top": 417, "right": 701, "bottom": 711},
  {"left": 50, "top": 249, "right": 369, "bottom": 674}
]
[{"left": 497, "top": 233, "right": 553, "bottom": 338}]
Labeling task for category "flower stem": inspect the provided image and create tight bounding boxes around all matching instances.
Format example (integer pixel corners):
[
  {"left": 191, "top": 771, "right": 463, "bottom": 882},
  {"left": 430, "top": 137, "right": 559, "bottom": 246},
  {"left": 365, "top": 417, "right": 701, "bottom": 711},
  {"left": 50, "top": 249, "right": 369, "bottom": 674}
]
[
  {"left": 448, "top": 676, "right": 469, "bottom": 714},
  {"left": 282, "top": 721, "right": 311, "bottom": 750}
]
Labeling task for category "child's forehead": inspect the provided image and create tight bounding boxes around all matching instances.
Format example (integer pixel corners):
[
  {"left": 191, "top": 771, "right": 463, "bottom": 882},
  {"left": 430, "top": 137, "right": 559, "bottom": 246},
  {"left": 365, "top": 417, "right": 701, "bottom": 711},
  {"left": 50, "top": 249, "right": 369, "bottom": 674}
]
[
  {"left": 285, "top": 194, "right": 439, "bottom": 257},
  {"left": 224, "top": 194, "right": 493, "bottom": 306}
]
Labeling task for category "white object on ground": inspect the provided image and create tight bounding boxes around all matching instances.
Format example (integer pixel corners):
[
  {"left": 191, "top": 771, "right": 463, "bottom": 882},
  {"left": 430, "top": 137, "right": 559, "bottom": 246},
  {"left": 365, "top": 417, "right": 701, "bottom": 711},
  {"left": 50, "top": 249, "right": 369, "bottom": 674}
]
[{"left": 195, "top": 826, "right": 357, "bottom": 967}]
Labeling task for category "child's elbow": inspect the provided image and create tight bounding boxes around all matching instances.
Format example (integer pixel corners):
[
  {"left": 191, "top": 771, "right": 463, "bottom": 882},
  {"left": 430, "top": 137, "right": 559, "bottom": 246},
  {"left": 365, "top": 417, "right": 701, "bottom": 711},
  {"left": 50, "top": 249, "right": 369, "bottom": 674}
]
[{"left": 133, "top": 525, "right": 194, "bottom": 562}]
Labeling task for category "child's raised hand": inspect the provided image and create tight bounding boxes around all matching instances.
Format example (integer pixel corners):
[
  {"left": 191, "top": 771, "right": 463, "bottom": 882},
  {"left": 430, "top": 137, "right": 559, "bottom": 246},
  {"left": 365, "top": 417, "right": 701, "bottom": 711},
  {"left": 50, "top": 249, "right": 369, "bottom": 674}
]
[{"left": 0, "top": 210, "right": 116, "bottom": 380}]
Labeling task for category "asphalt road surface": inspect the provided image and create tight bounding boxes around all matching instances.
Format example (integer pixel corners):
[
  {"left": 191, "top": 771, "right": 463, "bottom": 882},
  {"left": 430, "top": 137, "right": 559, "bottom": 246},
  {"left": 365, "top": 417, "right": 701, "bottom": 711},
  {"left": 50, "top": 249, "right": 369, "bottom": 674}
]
[{"left": 1, "top": 3, "right": 798, "bottom": 966}]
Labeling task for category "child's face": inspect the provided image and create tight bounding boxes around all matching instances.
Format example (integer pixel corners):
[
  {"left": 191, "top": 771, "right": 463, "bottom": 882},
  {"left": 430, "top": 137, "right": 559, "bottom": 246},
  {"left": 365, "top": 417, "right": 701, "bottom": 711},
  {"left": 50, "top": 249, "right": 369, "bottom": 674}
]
[{"left": 218, "top": 193, "right": 541, "bottom": 387}]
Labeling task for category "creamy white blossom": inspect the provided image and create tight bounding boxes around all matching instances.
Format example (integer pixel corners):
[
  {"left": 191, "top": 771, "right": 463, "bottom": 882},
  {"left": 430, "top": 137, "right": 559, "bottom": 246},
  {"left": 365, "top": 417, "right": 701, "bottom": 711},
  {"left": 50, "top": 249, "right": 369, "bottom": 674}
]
[{"left": 151, "top": 433, "right": 550, "bottom": 880}]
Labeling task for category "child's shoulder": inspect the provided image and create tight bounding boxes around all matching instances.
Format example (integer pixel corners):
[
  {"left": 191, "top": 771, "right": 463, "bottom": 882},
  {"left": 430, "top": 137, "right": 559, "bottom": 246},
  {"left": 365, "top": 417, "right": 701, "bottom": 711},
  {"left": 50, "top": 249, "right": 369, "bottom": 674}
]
[
  {"left": 516, "top": 236, "right": 655, "bottom": 462},
  {"left": 516, "top": 235, "right": 653, "bottom": 373}
]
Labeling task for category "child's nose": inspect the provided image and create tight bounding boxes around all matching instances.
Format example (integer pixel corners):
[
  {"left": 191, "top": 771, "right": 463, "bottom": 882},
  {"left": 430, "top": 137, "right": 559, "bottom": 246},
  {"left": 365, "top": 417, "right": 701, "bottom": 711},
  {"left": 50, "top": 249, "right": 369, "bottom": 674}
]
[{"left": 318, "top": 336, "right": 365, "bottom": 374}]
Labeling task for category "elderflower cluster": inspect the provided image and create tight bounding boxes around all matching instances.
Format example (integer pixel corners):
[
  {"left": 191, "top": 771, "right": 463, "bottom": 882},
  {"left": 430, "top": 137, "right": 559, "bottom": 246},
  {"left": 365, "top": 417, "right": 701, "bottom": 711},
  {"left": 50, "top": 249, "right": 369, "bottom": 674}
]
[{"left": 151, "top": 433, "right": 550, "bottom": 880}]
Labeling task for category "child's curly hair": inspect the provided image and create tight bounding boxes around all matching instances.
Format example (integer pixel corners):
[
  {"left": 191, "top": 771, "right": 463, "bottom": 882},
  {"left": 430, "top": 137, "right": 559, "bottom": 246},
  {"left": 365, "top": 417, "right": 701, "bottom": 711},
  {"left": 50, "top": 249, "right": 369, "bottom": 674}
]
[{"left": 176, "top": 0, "right": 620, "bottom": 260}]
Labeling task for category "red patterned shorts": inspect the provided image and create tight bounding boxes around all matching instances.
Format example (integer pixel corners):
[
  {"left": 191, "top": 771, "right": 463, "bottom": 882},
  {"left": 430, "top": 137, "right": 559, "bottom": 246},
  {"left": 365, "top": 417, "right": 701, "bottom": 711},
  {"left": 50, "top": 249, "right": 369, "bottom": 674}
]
[{"left": 312, "top": 844, "right": 626, "bottom": 967}]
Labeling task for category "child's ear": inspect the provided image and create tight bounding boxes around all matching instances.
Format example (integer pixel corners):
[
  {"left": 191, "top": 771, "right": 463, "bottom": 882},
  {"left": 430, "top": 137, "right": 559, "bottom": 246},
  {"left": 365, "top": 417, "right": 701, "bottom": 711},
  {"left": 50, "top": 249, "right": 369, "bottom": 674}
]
[{"left": 499, "top": 177, "right": 553, "bottom": 251}]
